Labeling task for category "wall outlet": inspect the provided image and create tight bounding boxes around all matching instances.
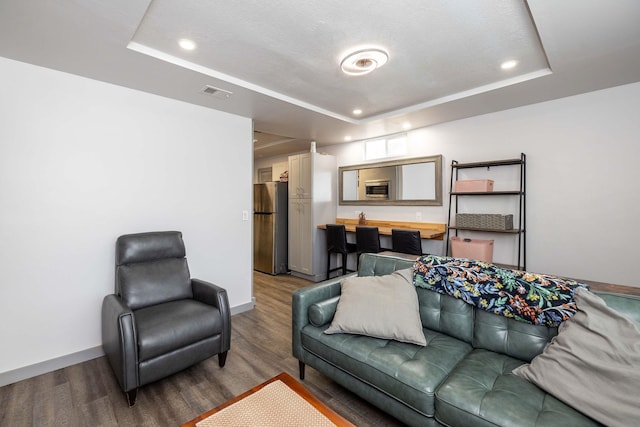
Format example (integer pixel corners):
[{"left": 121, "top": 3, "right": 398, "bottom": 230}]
[{"left": 416, "top": 212, "right": 422, "bottom": 221}]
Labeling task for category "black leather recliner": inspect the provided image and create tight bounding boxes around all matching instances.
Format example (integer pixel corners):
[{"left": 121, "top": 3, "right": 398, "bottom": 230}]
[{"left": 101, "top": 231, "right": 230, "bottom": 406}]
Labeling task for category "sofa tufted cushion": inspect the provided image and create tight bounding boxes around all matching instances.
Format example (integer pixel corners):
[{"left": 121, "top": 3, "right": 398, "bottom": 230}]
[
  {"left": 597, "top": 291, "right": 640, "bottom": 323},
  {"left": 324, "top": 269, "right": 426, "bottom": 346},
  {"left": 435, "top": 350, "right": 600, "bottom": 427},
  {"left": 302, "top": 324, "right": 472, "bottom": 417},
  {"left": 417, "top": 288, "right": 474, "bottom": 344},
  {"left": 473, "top": 309, "right": 557, "bottom": 362},
  {"left": 357, "top": 254, "right": 415, "bottom": 277}
]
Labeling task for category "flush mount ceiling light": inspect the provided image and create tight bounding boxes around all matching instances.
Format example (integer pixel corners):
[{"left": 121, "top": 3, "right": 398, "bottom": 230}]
[
  {"left": 501, "top": 59, "right": 518, "bottom": 70},
  {"left": 341, "top": 48, "right": 389, "bottom": 76},
  {"left": 178, "top": 38, "right": 197, "bottom": 51}
]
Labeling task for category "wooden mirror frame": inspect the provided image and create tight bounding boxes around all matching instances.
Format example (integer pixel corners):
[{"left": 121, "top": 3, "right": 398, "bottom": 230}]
[{"left": 338, "top": 155, "right": 443, "bottom": 206}]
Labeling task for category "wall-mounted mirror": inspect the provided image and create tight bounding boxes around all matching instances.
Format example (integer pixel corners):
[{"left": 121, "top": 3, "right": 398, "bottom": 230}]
[{"left": 339, "top": 155, "right": 443, "bottom": 206}]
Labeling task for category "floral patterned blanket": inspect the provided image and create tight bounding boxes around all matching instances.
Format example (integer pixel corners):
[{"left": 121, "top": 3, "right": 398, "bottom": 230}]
[{"left": 412, "top": 255, "right": 589, "bottom": 327}]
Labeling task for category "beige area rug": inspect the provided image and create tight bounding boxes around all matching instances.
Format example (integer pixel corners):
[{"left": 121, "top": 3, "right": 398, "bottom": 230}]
[
  {"left": 183, "top": 373, "right": 355, "bottom": 427},
  {"left": 196, "top": 379, "right": 335, "bottom": 427}
]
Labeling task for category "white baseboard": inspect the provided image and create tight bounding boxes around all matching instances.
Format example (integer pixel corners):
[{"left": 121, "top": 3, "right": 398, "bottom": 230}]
[
  {"left": 290, "top": 270, "right": 326, "bottom": 282},
  {"left": 0, "top": 300, "right": 256, "bottom": 388},
  {"left": 231, "top": 297, "right": 255, "bottom": 315}
]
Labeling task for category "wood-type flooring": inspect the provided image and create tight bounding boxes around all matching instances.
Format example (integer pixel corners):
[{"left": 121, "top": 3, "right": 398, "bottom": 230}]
[{"left": 0, "top": 271, "right": 404, "bottom": 427}]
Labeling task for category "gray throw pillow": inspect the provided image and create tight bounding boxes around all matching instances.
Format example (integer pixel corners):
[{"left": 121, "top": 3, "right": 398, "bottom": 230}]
[
  {"left": 324, "top": 269, "right": 426, "bottom": 346},
  {"left": 512, "top": 288, "right": 640, "bottom": 427}
]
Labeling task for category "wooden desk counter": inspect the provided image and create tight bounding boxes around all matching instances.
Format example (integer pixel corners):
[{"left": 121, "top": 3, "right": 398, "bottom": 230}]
[{"left": 318, "top": 218, "right": 446, "bottom": 240}]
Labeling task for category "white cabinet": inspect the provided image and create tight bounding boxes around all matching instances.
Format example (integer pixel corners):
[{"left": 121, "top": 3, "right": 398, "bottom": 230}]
[
  {"left": 288, "top": 153, "right": 312, "bottom": 198},
  {"left": 288, "top": 152, "right": 336, "bottom": 281},
  {"left": 288, "top": 199, "right": 313, "bottom": 274}
]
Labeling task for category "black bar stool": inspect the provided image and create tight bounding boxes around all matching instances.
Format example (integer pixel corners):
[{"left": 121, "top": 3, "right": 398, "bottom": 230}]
[
  {"left": 355, "top": 226, "right": 382, "bottom": 254},
  {"left": 355, "top": 226, "right": 391, "bottom": 266},
  {"left": 391, "top": 229, "right": 423, "bottom": 256},
  {"left": 326, "top": 224, "right": 357, "bottom": 280}
]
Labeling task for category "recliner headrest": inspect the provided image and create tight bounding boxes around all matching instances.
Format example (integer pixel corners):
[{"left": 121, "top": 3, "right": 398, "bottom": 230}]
[{"left": 116, "top": 231, "right": 185, "bottom": 265}]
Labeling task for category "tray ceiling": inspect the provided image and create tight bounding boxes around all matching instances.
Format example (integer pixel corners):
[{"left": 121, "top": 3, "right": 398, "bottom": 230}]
[{"left": 0, "top": 0, "right": 639, "bottom": 157}]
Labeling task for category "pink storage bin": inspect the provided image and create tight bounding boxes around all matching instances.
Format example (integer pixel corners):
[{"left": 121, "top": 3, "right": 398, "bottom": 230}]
[
  {"left": 454, "top": 179, "right": 494, "bottom": 192},
  {"left": 450, "top": 236, "right": 494, "bottom": 262}
]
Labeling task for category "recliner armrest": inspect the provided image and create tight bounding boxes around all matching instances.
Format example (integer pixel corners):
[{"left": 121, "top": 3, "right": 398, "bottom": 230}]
[
  {"left": 101, "top": 294, "right": 138, "bottom": 392},
  {"left": 192, "top": 279, "right": 226, "bottom": 308},
  {"left": 192, "top": 279, "right": 231, "bottom": 352}
]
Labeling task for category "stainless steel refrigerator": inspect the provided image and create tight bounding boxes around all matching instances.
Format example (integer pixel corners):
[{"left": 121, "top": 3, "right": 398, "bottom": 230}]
[{"left": 253, "top": 182, "right": 288, "bottom": 274}]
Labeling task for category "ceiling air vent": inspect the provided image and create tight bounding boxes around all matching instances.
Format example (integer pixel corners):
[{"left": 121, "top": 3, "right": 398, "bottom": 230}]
[{"left": 200, "top": 85, "right": 232, "bottom": 100}]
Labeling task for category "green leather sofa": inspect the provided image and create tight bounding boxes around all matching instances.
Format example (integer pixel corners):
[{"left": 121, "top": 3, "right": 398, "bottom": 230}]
[{"left": 292, "top": 253, "right": 640, "bottom": 426}]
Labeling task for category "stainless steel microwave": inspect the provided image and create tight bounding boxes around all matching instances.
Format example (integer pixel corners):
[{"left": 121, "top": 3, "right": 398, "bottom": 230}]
[{"left": 364, "top": 180, "right": 390, "bottom": 199}]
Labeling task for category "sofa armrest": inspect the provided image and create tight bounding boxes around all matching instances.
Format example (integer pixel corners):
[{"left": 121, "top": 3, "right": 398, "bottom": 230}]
[
  {"left": 292, "top": 277, "right": 348, "bottom": 360},
  {"left": 308, "top": 296, "right": 340, "bottom": 327},
  {"left": 192, "top": 278, "right": 231, "bottom": 352},
  {"left": 101, "top": 294, "right": 138, "bottom": 392}
]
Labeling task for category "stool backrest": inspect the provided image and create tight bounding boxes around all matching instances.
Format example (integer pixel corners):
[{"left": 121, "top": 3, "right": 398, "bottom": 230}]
[
  {"left": 326, "top": 224, "right": 349, "bottom": 254},
  {"left": 355, "top": 226, "right": 381, "bottom": 254},
  {"left": 391, "top": 229, "right": 423, "bottom": 255}
]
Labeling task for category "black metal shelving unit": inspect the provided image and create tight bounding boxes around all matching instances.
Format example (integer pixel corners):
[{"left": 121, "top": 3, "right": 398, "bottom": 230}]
[{"left": 446, "top": 153, "right": 526, "bottom": 270}]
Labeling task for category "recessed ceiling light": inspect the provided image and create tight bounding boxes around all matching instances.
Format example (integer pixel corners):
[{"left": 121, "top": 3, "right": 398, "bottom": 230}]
[
  {"left": 344, "top": 136, "right": 352, "bottom": 142},
  {"left": 178, "top": 38, "right": 197, "bottom": 51},
  {"left": 501, "top": 60, "right": 518, "bottom": 70},
  {"left": 341, "top": 48, "right": 389, "bottom": 76},
  {"left": 402, "top": 122, "right": 411, "bottom": 130},
  {"left": 352, "top": 109, "right": 363, "bottom": 115}
]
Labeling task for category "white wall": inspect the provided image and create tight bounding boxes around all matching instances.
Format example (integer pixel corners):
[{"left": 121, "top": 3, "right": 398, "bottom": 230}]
[
  {"left": 0, "top": 57, "right": 254, "bottom": 376},
  {"left": 257, "top": 82, "right": 640, "bottom": 286}
]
